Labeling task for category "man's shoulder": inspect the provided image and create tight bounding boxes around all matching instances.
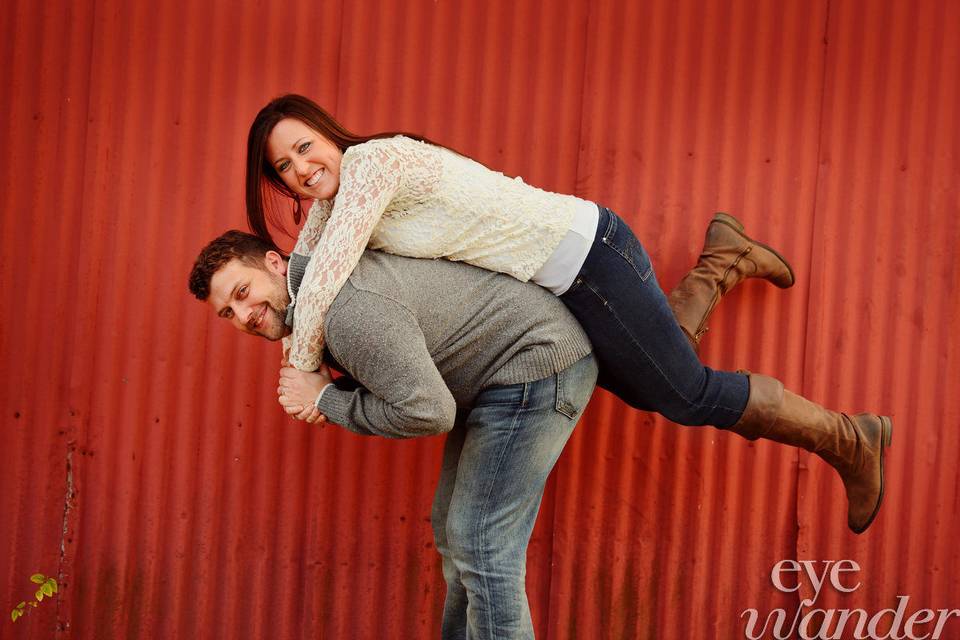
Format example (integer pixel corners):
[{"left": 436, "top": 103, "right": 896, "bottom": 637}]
[
  {"left": 348, "top": 250, "right": 487, "bottom": 291},
  {"left": 323, "top": 266, "right": 423, "bottom": 362},
  {"left": 327, "top": 257, "right": 416, "bottom": 327}
]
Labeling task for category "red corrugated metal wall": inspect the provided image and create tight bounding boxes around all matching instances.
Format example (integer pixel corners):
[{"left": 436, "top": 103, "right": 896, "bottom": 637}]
[{"left": 2, "top": 0, "right": 958, "bottom": 638}]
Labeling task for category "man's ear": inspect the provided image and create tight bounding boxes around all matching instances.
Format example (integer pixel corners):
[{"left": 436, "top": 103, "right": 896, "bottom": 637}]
[{"left": 264, "top": 251, "right": 288, "bottom": 276}]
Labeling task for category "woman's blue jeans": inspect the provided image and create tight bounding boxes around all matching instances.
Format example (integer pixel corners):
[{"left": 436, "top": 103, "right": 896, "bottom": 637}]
[
  {"left": 431, "top": 354, "right": 598, "bottom": 639},
  {"left": 560, "top": 206, "right": 749, "bottom": 428}
]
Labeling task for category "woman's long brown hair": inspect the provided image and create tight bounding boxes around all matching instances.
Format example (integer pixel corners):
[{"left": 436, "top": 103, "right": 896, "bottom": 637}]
[{"left": 245, "top": 94, "right": 438, "bottom": 246}]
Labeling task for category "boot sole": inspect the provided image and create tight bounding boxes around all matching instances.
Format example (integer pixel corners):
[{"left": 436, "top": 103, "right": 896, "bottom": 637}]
[
  {"left": 712, "top": 212, "right": 796, "bottom": 288},
  {"left": 849, "top": 416, "right": 893, "bottom": 534}
]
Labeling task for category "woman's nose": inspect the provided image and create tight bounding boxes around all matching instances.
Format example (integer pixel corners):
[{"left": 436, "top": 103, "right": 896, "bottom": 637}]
[{"left": 293, "top": 156, "right": 311, "bottom": 177}]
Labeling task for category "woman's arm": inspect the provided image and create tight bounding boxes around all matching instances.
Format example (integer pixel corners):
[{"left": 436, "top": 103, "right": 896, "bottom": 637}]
[
  {"left": 294, "top": 289, "right": 457, "bottom": 438},
  {"left": 288, "top": 142, "right": 406, "bottom": 371},
  {"left": 292, "top": 199, "right": 333, "bottom": 256}
]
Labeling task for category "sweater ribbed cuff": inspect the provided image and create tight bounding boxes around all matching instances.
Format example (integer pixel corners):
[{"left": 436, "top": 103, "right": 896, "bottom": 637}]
[
  {"left": 314, "top": 383, "right": 335, "bottom": 409},
  {"left": 316, "top": 387, "right": 373, "bottom": 436}
]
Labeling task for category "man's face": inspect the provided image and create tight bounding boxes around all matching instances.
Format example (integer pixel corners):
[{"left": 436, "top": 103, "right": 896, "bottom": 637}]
[{"left": 208, "top": 253, "right": 291, "bottom": 341}]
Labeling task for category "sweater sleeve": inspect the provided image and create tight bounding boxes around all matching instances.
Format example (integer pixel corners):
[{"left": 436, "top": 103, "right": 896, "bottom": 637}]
[
  {"left": 287, "top": 141, "right": 406, "bottom": 371},
  {"left": 316, "top": 289, "right": 457, "bottom": 439}
]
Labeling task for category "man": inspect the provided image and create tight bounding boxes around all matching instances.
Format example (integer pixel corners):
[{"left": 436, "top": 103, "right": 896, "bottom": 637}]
[{"left": 189, "top": 230, "right": 597, "bottom": 638}]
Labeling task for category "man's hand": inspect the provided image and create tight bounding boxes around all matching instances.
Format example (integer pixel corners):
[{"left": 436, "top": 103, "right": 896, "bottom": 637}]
[{"left": 278, "top": 365, "right": 333, "bottom": 424}]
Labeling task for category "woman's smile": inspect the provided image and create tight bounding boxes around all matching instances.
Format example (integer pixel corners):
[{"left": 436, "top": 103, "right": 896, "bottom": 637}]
[
  {"left": 305, "top": 167, "right": 324, "bottom": 187},
  {"left": 267, "top": 117, "right": 343, "bottom": 201}
]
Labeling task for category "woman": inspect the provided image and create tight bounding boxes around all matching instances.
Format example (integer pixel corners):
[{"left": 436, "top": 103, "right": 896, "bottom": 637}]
[{"left": 246, "top": 94, "right": 891, "bottom": 535}]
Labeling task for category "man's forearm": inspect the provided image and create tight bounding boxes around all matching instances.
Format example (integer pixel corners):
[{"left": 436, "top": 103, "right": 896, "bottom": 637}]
[{"left": 316, "top": 384, "right": 455, "bottom": 439}]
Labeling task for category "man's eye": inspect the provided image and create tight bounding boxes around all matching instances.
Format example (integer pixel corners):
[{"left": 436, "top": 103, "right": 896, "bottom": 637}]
[
  {"left": 223, "top": 310, "right": 233, "bottom": 319},
  {"left": 298, "top": 142, "right": 311, "bottom": 154},
  {"left": 238, "top": 286, "right": 247, "bottom": 298}
]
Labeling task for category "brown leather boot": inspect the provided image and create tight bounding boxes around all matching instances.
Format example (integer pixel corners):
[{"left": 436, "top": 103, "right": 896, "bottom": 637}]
[
  {"left": 668, "top": 213, "right": 795, "bottom": 351},
  {"left": 727, "top": 373, "right": 893, "bottom": 534}
]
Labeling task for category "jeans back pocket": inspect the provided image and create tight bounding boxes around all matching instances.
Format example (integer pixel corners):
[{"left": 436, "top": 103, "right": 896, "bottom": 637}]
[
  {"left": 554, "top": 367, "right": 581, "bottom": 419},
  {"left": 600, "top": 210, "right": 654, "bottom": 282}
]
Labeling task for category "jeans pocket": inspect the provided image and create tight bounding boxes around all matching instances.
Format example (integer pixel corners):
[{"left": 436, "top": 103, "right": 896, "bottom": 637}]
[
  {"left": 554, "top": 368, "right": 581, "bottom": 419},
  {"left": 600, "top": 212, "right": 654, "bottom": 282}
]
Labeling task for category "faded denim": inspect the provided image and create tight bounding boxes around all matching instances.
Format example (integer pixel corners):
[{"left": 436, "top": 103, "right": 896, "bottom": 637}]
[{"left": 431, "top": 354, "right": 598, "bottom": 639}]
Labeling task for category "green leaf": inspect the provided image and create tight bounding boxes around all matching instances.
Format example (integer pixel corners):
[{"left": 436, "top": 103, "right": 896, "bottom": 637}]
[
  {"left": 11, "top": 609, "right": 19, "bottom": 622},
  {"left": 30, "top": 573, "right": 46, "bottom": 584},
  {"left": 28, "top": 601, "right": 37, "bottom": 607},
  {"left": 48, "top": 578, "right": 58, "bottom": 593},
  {"left": 35, "top": 589, "right": 43, "bottom": 602},
  {"left": 17, "top": 602, "right": 25, "bottom": 610},
  {"left": 41, "top": 582, "right": 54, "bottom": 597}
]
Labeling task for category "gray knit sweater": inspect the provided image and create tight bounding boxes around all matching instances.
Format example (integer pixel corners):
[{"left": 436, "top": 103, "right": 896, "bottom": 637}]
[{"left": 296, "top": 251, "right": 592, "bottom": 439}]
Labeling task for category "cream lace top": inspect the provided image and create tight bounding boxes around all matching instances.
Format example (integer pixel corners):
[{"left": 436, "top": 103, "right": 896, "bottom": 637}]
[{"left": 287, "top": 135, "right": 589, "bottom": 371}]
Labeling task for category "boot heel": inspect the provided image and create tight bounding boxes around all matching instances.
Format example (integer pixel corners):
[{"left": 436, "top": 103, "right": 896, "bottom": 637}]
[{"left": 881, "top": 416, "right": 893, "bottom": 446}]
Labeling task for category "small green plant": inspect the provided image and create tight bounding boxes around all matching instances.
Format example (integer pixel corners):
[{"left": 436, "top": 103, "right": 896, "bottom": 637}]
[{"left": 10, "top": 573, "right": 57, "bottom": 622}]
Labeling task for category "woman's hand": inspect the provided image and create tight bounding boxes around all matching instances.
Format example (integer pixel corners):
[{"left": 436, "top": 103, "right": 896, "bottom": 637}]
[{"left": 278, "top": 365, "right": 332, "bottom": 424}]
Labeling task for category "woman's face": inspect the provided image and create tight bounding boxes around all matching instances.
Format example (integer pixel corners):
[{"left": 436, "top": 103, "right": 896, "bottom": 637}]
[{"left": 266, "top": 117, "right": 344, "bottom": 201}]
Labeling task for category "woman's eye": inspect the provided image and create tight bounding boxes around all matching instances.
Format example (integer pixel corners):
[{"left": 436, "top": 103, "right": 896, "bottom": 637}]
[
  {"left": 277, "top": 160, "right": 290, "bottom": 172},
  {"left": 298, "top": 142, "right": 311, "bottom": 154},
  {"left": 239, "top": 286, "right": 247, "bottom": 298}
]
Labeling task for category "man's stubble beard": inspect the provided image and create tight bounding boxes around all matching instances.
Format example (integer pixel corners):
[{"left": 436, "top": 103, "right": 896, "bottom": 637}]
[{"left": 261, "top": 271, "right": 291, "bottom": 341}]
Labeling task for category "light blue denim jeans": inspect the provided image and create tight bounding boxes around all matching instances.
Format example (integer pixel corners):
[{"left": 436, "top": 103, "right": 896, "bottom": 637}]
[{"left": 431, "top": 354, "right": 598, "bottom": 639}]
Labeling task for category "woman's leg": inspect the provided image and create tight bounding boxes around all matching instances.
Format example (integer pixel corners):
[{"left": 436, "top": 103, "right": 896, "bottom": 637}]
[
  {"left": 561, "top": 207, "right": 750, "bottom": 425},
  {"left": 560, "top": 208, "right": 892, "bottom": 533},
  {"left": 667, "top": 212, "right": 795, "bottom": 352},
  {"left": 726, "top": 372, "right": 893, "bottom": 534}
]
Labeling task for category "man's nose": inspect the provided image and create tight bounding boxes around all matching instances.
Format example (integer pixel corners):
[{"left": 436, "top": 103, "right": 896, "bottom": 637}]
[
  {"left": 242, "top": 304, "right": 259, "bottom": 329},
  {"left": 228, "top": 302, "right": 253, "bottom": 331}
]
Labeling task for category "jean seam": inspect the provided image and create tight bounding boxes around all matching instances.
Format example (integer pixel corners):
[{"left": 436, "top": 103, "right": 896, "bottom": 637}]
[
  {"left": 602, "top": 207, "right": 618, "bottom": 239},
  {"left": 578, "top": 277, "right": 608, "bottom": 306},
  {"left": 555, "top": 369, "right": 578, "bottom": 419},
  {"left": 475, "top": 382, "right": 528, "bottom": 638},
  {"left": 601, "top": 237, "right": 653, "bottom": 282}
]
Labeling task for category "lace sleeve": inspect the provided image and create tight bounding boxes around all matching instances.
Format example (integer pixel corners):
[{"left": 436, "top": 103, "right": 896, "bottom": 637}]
[
  {"left": 293, "top": 199, "right": 333, "bottom": 256},
  {"left": 287, "top": 142, "right": 405, "bottom": 371}
]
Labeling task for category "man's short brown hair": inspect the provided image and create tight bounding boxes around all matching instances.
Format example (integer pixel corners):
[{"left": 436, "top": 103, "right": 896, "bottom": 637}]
[{"left": 188, "top": 230, "right": 281, "bottom": 300}]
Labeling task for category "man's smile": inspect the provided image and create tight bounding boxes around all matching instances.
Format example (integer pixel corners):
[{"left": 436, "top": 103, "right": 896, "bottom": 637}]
[{"left": 249, "top": 304, "right": 267, "bottom": 331}]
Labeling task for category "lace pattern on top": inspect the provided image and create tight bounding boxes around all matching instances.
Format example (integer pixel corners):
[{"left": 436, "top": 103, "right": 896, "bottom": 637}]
[
  {"left": 287, "top": 135, "right": 579, "bottom": 371},
  {"left": 288, "top": 137, "right": 441, "bottom": 370}
]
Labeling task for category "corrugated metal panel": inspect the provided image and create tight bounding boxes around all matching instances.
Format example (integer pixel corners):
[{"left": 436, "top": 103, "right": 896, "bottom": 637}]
[
  {"left": 797, "top": 0, "right": 960, "bottom": 618},
  {"left": 1, "top": 1, "right": 957, "bottom": 639},
  {"left": 1, "top": 0, "right": 96, "bottom": 636}
]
